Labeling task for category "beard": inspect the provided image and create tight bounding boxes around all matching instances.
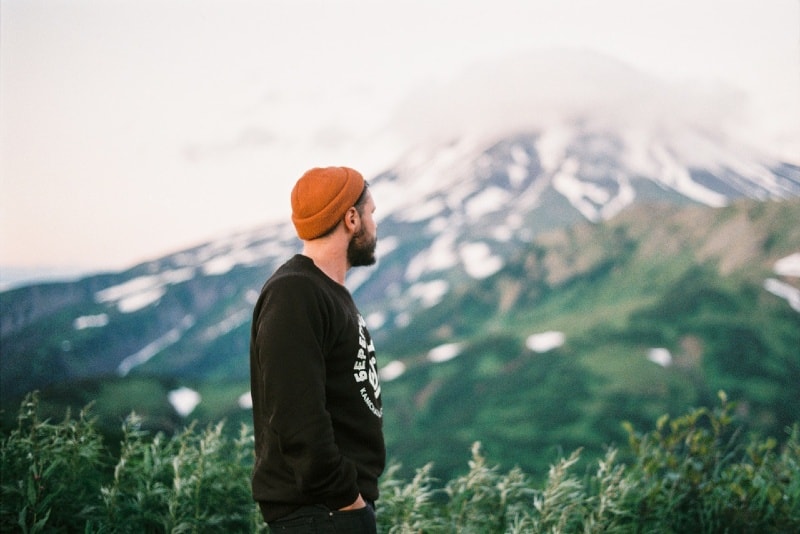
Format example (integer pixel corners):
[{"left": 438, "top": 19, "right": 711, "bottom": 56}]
[{"left": 347, "top": 226, "right": 377, "bottom": 268}]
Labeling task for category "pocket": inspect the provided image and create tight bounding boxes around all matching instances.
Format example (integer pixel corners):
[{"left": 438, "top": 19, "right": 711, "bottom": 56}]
[
  {"left": 267, "top": 507, "right": 322, "bottom": 531},
  {"left": 268, "top": 515, "right": 315, "bottom": 531}
]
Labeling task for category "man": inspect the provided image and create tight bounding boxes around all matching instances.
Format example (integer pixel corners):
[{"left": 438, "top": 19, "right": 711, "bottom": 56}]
[{"left": 250, "top": 166, "right": 384, "bottom": 533}]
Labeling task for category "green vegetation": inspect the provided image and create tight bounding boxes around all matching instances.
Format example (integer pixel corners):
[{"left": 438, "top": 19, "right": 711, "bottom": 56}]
[
  {"left": 2, "top": 199, "right": 798, "bottom": 531},
  {"left": 2, "top": 392, "right": 798, "bottom": 533},
  {"left": 377, "top": 202, "right": 800, "bottom": 483},
  {"left": 3, "top": 201, "right": 798, "bottom": 500},
  {"left": 379, "top": 261, "right": 800, "bottom": 483},
  {"left": 1, "top": 393, "right": 261, "bottom": 533}
]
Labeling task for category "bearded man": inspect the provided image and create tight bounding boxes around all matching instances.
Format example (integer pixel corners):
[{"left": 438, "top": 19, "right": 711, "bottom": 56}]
[{"left": 249, "top": 166, "right": 384, "bottom": 533}]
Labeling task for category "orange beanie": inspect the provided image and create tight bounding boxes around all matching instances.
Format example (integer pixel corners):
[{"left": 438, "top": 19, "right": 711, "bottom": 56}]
[{"left": 291, "top": 166, "right": 365, "bottom": 240}]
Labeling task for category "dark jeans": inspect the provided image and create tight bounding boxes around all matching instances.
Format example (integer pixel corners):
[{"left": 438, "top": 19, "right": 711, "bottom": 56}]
[{"left": 266, "top": 502, "right": 377, "bottom": 533}]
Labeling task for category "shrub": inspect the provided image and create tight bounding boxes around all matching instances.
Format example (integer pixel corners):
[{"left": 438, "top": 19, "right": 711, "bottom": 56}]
[
  {"left": 1, "top": 393, "right": 264, "bottom": 534},
  {"left": 622, "top": 391, "right": 800, "bottom": 532},
  {"left": 0, "top": 392, "right": 108, "bottom": 533},
  {"left": 99, "top": 414, "right": 262, "bottom": 533},
  {"left": 1, "top": 391, "right": 798, "bottom": 533}
]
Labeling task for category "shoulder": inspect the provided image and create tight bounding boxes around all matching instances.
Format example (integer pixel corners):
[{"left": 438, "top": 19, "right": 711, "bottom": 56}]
[
  {"left": 268, "top": 255, "right": 316, "bottom": 283},
  {"left": 260, "top": 257, "right": 337, "bottom": 307},
  {"left": 263, "top": 268, "right": 323, "bottom": 303}
]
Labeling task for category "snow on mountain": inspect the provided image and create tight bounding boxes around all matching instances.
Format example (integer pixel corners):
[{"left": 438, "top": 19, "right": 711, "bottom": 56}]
[
  {"left": 379, "top": 360, "right": 406, "bottom": 382},
  {"left": 525, "top": 331, "right": 566, "bottom": 353},
  {"left": 20, "top": 51, "right": 795, "bottom": 314},
  {"left": 763, "top": 279, "right": 800, "bottom": 312},
  {"left": 764, "top": 252, "right": 800, "bottom": 312},
  {"left": 378, "top": 49, "right": 798, "bottom": 226},
  {"left": 117, "top": 315, "right": 196, "bottom": 376},
  {"left": 428, "top": 342, "right": 463, "bottom": 363},
  {"left": 47, "top": 50, "right": 798, "bottom": 375},
  {"left": 3, "top": 50, "right": 799, "bottom": 404},
  {"left": 375, "top": 123, "right": 798, "bottom": 323}
]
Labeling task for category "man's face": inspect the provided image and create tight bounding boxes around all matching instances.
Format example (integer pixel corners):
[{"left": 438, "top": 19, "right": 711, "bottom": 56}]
[{"left": 347, "top": 192, "right": 377, "bottom": 268}]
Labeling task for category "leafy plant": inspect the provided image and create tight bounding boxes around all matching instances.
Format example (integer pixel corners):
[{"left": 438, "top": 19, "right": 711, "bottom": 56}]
[
  {"left": 0, "top": 392, "right": 108, "bottom": 533},
  {"left": 622, "top": 391, "right": 800, "bottom": 532},
  {"left": 99, "top": 414, "right": 261, "bottom": 533},
  {"left": 2, "top": 391, "right": 798, "bottom": 533}
]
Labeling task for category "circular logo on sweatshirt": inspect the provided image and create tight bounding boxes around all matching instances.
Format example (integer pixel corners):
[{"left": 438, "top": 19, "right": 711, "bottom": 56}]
[{"left": 352, "top": 314, "right": 382, "bottom": 418}]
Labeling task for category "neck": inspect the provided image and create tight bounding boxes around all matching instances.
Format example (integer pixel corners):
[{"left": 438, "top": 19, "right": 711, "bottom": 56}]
[{"left": 301, "top": 238, "right": 350, "bottom": 285}]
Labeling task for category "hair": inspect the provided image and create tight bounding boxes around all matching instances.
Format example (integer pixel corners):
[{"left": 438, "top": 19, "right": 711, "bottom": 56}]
[{"left": 353, "top": 181, "right": 370, "bottom": 214}]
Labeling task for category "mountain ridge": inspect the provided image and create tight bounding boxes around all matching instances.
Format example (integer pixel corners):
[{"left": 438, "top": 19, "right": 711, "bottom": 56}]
[
  {"left": 3, "top": 120, "right": 799, "bottom": 386},
  {"left": 374, "top": 197, "right": 799, "bottom": 477},
  {"left": 2, "top": 121, "right": 799, "bottom": 479}
]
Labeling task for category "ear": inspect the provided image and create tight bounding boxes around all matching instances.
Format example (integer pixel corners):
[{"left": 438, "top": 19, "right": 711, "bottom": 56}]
[{"left": 343, "top": 206, "right": 360, "bottom": 233}]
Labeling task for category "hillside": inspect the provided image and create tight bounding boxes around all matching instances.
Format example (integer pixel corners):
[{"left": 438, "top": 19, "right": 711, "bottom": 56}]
[
  {"left": 378, "top": 198, "right": 800, "bottom": 478},
  {"left": 3, "top": 70, "right": 800, "bottom": 475},
  {"left": 2, "top": 197, "right": 798, "bottom": 482}
]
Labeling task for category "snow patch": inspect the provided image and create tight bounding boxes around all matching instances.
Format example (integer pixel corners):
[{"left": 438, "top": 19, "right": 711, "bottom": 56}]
[
  {"left": 375, "top": 136, "right": 483, "bottom": 217},
  {"left": 168, "top": 387, "right": 201, "bottom": 417},
  {"left": 536, "top": 125, "right": 572, "bottom": 173},
  {"left": 405, "top": 233, "right": 459, "bottom": 281},
  {"left": 426, "top": 216, "right": 449, "bottom": 234},
  {"left": 491, "top": 225, "right": 514, "bottom": 242},
  {"left": 774, "top": 253, "right": 800, "bottom": 278},
  {"left": 202, "top": 255, "right": 237, "bottom": 275},
  {"left": 507, "top": 144, "right": 531, "bottom": 187},
  {"left": 366, "top": 311, "right": 386, "bottom": 330},
  {"left": 73, "top": 314, "right": 109, "bottom": 330},
  {"left": 507, "top": 164, "right": 528, "bottom": 187},
  {"left": 428, "top": 342, "right": 462, "bottom": 363},
  {"left": 650, "top": 145, "right": 728, "bottom": 207},
  {"left": 380, "top": 360, "right": 406, "bottom": 382},
  {"left": 647, "top": 348, "right": 673, "bottom": 367},
  {"left": 117, "top": 315, "right": 196, "bottom": 376},
  {"left": 526, "top": 331, "right": 566, "bottom": 353},
  {"left": 238, "top": 391, "right": 253, "bottom": 409},
  {"left": 459, "top": 242, "right": 503, "bottom": 279},
  {"left": 95, "top": 268, "right": 195, "bottom": 313},
  {"left": 200, "top": 308, "right": 250, "bottom": 341},
  {"left": 377, "top": 235, "right": 399, "bottom": 257},
  {"left": 552, "top": 158, "right": 609, "bottom": 222},
  {"left": 764, "top": 278, "right": 800, "bottom": 312},
  {"left": 345, "top": 266, "right": 376, "bottom": 293},
  {"left": 465, "top": 186, "right": 512, "bottom": 218},
  {"left": 408, "top": 279, "right": 449, "bottom": 308},
  {"left": 117, "top": 288, "right": 166, "bottom": 313}
]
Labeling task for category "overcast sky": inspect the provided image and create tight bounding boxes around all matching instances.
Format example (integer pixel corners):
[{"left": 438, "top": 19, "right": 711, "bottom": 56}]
[{"left": 1, "top": 0, "right": 799, "bottom": 283}]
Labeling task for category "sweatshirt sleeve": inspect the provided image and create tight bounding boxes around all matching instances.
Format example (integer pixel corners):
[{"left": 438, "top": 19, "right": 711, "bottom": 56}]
[{"left": 252, "top": 275, "right": 360, "bottom": 509}]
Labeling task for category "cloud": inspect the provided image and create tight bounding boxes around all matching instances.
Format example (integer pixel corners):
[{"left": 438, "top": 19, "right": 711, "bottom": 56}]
[
  {"left": 184, "top": 126, "right": 278, "bottom": 162},
  {"left": 389, "top": 48, "right": 752, "bottom": 146}
]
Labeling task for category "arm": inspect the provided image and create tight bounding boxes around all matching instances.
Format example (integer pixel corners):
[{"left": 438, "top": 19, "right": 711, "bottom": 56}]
[{"left": 253, "top": 276, "right": 360, "bottom": 509}]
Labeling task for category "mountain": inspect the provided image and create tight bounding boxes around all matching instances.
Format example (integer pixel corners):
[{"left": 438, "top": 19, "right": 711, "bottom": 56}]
[
  {"left": 3, "top": 60, "right": 800, "bottom": 477},
  {"left": 377, "top": 198, "right": 800, "bottom": 478}
]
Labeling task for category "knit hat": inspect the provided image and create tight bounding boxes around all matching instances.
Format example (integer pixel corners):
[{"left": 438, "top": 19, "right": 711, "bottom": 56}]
[{"left": 290, "top": 166, "right": 365, "bottom": 240}]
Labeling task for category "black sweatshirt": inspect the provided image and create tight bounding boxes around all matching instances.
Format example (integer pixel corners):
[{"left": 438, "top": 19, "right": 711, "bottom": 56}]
[{"left": 249, "top": 254, "right": 385, "bottom": 521}]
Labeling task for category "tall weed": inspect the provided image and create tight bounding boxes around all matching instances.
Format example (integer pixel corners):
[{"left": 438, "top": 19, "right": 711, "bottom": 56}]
[
  {"left": 622, "top": 391, "right": 800, "bottom": 533},
  {"left": 99, "top": 415, "right": 261, "bottom": 533},
  {"left": 0, "top": 392, "right": 107, "bottom": 533},
  {"left": 2, "top": 391, "right": 798, "bottom": 533}
]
